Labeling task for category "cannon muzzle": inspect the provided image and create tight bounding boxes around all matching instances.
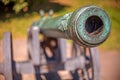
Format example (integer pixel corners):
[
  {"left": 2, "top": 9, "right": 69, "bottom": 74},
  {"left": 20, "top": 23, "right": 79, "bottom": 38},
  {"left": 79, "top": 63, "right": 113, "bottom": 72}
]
[{"left": 31, "top": 5, "right": 111, "bottom": 47}]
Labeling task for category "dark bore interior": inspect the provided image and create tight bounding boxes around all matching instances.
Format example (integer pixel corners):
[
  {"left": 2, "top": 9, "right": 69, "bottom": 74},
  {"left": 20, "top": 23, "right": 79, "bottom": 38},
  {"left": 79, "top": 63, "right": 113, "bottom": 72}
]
[{"left": 85, "top": 16, "right": 104, "bottom": 34}]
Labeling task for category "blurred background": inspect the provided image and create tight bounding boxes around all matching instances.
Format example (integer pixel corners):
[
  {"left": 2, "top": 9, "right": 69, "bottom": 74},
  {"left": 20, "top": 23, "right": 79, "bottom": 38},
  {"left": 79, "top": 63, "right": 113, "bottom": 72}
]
[
  {"left": 0, "top": 0, "right": 120, "bottom": 80},
  {"left": 0, "top": 0, "right": 120, "bottom": 50}
]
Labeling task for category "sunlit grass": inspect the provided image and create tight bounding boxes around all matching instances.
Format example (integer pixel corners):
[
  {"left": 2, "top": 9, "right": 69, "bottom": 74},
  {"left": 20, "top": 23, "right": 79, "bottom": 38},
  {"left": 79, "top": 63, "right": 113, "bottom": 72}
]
[
  {"left": 99, "top": 7, "right": 120, "bottom": 50},
  {"left": 0, "top": 13, "right": 40, "bottom": 39}
]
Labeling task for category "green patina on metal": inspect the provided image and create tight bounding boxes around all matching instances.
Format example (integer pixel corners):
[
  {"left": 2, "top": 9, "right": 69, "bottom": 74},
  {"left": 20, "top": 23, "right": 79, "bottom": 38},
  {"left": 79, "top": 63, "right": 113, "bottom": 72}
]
[
  {"left": 31, "top": 5, "right": 111, "bottom": 47},
  {"left": 73, "top": 6, "right": 111, "bottom": 45},
  {"left": 32, "top": 16, "right": 47, "bottom": 27}
]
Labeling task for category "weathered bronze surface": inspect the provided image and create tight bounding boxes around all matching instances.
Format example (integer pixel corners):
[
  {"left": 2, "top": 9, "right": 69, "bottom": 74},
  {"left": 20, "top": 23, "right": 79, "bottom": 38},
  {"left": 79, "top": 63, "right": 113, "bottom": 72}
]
[{"left": 31, "top": 5, "right": 111, "bottom": 47}]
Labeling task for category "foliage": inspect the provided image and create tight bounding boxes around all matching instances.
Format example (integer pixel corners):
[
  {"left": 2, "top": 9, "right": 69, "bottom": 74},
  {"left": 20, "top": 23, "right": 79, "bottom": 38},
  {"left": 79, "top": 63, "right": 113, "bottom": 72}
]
[
  {"left": 0, "top": 0, "right": 28, "bottom": 13},
  {"left": 0, "top": 0, "right": 48, "bottom": 13}
]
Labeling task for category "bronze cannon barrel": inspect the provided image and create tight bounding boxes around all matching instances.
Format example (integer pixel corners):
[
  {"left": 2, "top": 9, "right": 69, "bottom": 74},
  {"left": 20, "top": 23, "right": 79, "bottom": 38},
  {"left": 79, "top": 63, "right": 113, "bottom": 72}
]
[{"left": 31, "top": 5, "right": 111, "bottom": 47}]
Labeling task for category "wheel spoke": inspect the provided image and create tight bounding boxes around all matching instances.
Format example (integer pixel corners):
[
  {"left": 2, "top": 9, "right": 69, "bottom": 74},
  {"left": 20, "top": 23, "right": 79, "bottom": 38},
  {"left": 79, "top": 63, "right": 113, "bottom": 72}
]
[{"left": 71, "top": 43, "right": 100, "bottom": 80}]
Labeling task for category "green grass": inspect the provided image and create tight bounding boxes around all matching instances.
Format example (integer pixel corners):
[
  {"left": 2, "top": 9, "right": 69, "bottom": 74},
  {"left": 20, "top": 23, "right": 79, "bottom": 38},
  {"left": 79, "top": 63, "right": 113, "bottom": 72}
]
[
  {"left": 0, "top": 13, "right": 40, "bottom": 39},
  {"left": 99, "top": 7, "right": 120, "bottom": 50},
  {"left": 0, "top": 0, "right": 120, "bottom": 51}
]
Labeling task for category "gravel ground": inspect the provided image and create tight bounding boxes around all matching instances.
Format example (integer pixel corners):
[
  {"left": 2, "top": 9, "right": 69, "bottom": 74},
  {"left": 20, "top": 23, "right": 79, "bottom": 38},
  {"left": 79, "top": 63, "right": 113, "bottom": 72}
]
[{"left": 0, "top": 39, "right": 120, "bottom": 80}]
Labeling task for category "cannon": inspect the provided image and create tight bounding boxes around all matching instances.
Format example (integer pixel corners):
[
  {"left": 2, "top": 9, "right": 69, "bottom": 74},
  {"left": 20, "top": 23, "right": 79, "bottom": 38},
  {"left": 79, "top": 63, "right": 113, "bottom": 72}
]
[
  {"left": 30, "top": 5, "right": 111, "bottom": 47},
  {"left": 0, "top": 5, "right": 111, "bottom": 80}
]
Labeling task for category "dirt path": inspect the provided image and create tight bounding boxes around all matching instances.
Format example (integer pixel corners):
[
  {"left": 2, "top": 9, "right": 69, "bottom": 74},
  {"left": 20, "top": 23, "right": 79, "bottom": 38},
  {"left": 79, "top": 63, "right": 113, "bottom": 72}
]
[
  {"left": 0, "top": 39, "right": 120, "bottom": 80},
  {"left": 100, "top": 50, "right": 120, "bottom": 80}
]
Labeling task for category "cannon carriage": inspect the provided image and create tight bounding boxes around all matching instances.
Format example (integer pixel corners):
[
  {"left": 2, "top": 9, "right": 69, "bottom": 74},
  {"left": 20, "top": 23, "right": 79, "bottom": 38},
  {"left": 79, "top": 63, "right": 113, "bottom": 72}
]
[{"left": 0, "top": 5, "right": 111, "bottom": 80}]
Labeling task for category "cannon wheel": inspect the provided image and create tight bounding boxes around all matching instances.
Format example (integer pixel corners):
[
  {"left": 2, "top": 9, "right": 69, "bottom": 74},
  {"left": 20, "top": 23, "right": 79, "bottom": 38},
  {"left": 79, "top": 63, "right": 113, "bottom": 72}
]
[
  {"left": 3, "top": 32, "right": 13, "bottom": 80},
  {"left": 27, "top": 27, "right": 41, "bottom": 65},
  {"left": 71, "top": 43, "right": 100, "bottom": 80},
  {"left": 27, "top": 27, "right": 100, "bottom": 80},
  {"left": 88, "top": 47, "right": 100, "bottom": 80}
]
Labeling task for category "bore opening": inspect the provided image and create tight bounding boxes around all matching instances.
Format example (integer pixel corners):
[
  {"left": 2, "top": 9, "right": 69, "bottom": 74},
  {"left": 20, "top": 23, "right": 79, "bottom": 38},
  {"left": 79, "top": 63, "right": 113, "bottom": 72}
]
[{"left": 85, "top": 16, "right": 104, "bottom": 34}]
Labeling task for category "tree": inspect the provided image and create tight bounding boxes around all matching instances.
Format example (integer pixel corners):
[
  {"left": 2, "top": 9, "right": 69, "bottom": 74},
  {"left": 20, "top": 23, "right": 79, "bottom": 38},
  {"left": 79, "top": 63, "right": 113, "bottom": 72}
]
[
  {"left": 1, "top": 0, "right": 28, "bottom": 13},
  {"left": 0, "top": 0, "right": 47, "bottom": 13}
]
